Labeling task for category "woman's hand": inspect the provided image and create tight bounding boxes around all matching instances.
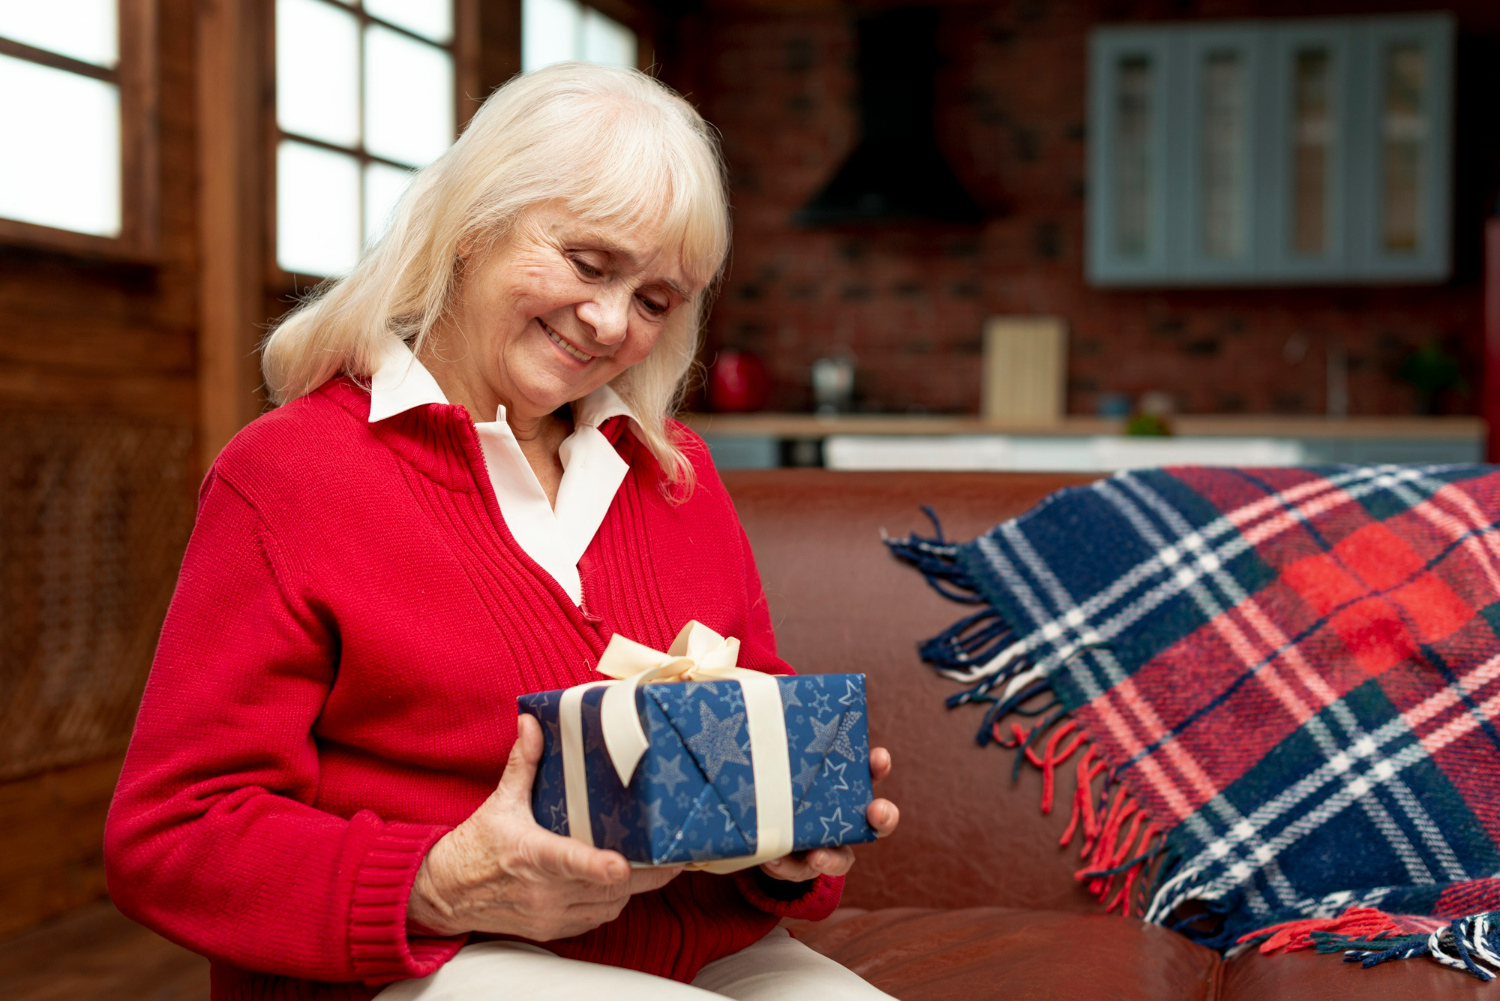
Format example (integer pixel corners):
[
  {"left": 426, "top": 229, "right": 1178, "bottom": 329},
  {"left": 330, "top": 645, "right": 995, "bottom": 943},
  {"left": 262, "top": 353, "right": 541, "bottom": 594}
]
[
  {"left": 407, "top": 714, "right": 682, "bottom": 940},
  {"left": 758, "top": 746, "right": 899, "bottom": 883}
]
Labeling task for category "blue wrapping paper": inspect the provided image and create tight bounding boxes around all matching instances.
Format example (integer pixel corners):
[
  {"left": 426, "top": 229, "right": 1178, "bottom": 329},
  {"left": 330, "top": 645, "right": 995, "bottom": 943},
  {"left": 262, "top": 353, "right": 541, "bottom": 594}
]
[{"left": 517, "top": 674, "right": 878, "bottom": 865}]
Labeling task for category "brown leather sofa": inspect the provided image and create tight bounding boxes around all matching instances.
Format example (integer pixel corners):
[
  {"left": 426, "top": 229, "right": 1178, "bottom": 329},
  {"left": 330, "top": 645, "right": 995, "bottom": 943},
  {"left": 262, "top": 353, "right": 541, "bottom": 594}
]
[{"left": 724, "top": 470, "right": 1492, "bottom": 1001}]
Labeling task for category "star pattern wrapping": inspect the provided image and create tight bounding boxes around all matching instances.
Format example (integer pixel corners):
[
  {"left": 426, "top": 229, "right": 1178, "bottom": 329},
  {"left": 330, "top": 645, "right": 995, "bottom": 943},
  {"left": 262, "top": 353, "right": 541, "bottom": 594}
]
[
  {"left": 598, "top": 807, "right": 631, "bottom": 850},
  {"left": 518, "top": 674, "right": 877, "bottom": 865},
  {"left": 684, "top": 701, "right": 750, "bottom": 781},
  {"left": 651, "top": 753, "right": 690, "bottom": 795},
  {"left": 728, "top": 776, "right": 758, "bottom": 813}
]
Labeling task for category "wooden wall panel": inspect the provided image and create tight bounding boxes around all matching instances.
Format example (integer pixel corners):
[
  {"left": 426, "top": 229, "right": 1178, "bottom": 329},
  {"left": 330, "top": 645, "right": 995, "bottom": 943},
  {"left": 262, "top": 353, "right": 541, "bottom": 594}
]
[
  {"left": 198, "top": 0, "right": 268, "bottom": 472},
  {"left": 477, "top": 0, "right": 521, "bottom": 100},
  {"left": 0, "top": 757, "right": 123, "bottom": 940},
  {"left": 0, "top": 410, "right": 193, "bottom": 780},
  {"left": 0, "top": 0, "right": 199, "bottom": 936}
]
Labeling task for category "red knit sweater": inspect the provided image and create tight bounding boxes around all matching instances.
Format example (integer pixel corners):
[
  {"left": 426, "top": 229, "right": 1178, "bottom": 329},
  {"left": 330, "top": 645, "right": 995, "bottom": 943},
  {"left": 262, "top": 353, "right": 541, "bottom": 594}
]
[{"left": 104, "top": 379, "right": 841, "bottom": 1001}]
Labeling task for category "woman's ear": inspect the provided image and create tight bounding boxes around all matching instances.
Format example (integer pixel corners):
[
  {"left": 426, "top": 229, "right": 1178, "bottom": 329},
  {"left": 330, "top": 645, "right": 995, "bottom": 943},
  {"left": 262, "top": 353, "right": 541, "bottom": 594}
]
[{"left": 455, "top": 232, "right": 477, "bottom": 263}]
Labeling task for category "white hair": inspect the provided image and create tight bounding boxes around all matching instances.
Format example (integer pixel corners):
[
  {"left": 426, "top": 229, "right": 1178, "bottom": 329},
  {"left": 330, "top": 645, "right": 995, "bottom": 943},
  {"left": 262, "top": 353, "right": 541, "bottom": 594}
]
[{"left": 261, "top": 62, "right": 731, "bottom": 488}]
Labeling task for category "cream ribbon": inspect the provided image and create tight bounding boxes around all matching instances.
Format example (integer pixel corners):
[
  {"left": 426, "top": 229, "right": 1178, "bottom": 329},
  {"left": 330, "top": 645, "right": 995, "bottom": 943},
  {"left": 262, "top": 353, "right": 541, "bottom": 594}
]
[{"left": 557, "top": 621, "right": 794, "bottom": 874}]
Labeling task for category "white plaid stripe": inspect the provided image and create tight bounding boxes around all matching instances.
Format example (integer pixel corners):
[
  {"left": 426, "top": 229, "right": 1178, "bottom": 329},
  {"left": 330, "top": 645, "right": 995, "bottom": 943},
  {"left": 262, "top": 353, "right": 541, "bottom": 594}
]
[
  {"left": 1141, "top": 643, "right": 1500, "bottom": 920},
  {"left": 1147, "top": 650, "right": 1500, "bottom": 918},
  {"left": 1113, "top": 474, "right": 1464, "bottom": 887},
  {"left": 1100, "top": 477, "right": 1379, "bottom": 914},
  {"left": 984, "top": 501, "right": 1292, "bottom": 912},
  {"left": 950, "top": 467, "right": 1384, "bottom": 687},
  {"left": 956, "top": 466, "right": 1444, "bottom": 697},
  {"left": 1150, "top": 666, "right": 1500, "bottom": 919},
  {"left": 963, "top": 465, "right": 1497, "bottom": 923}
]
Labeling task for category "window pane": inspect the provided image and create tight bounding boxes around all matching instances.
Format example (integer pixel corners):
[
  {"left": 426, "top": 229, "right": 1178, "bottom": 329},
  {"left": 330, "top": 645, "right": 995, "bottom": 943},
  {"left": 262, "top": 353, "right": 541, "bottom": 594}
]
[
  {"left": 580, "top": 8, "right": 636, "bottom": 69},
  {"left": 1382, "top": 42, "right": 1425, "bottom": 253},
  {"left": 276, "top": 0, "right": 360, "bottom": 147},
  {"left": 1290, "top": 47, "right": 1332, "bottom": 256},
  {"left": 0, "top": 55, "right": 119, "bottom": 236},
  {"left": 364, "top": 161, "right": 413, "bottom": 248},
  {"left": 0, "top": 0, "right": 117, "bottom": 68},
  {"left": 523, "top": 0, "right": 581, "bottom": 72},
  {"left": 1113, "top": 55, "right": 1152, "bottom": 258},
  {"left": 277, "top": 139, "right": 360, "bottom": 276},
  {"left": 364, "top": 25, "right": 454, "bottom": 167},
  {"left": 1200, "top": 50, "right": 1245, "bottom": 259},
  {"left": 364, "top": 0, "right": 452, "bottom": 45}
]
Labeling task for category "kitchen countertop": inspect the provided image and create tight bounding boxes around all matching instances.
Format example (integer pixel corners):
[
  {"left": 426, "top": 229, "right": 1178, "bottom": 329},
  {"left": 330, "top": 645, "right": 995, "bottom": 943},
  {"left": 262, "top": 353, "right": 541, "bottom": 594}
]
[{"left": 682, "top": 413, "right": 1486, "bottom": 440}]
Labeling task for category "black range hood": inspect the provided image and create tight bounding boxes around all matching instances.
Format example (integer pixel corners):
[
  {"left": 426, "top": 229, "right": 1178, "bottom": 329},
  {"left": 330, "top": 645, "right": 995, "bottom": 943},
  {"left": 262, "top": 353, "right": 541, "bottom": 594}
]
[{"left": 793, "top": 7, "right": 983, "bottom": 227}]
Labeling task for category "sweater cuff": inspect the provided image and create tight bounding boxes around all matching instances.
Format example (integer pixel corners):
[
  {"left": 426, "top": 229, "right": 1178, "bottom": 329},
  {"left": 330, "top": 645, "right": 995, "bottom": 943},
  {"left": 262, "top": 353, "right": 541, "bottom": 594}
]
[
  {"left": 349, "top": 821, "right": 468, "bottom": 986},
  {"left": 732, "top": 869, "right": 844, "bottom": 921}
]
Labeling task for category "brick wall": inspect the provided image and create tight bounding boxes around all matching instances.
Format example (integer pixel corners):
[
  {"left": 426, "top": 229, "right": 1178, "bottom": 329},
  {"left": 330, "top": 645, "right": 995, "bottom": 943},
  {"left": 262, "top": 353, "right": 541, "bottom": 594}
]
[{"left": 671, "top": 0, "right": 1500, "bottom": 416}]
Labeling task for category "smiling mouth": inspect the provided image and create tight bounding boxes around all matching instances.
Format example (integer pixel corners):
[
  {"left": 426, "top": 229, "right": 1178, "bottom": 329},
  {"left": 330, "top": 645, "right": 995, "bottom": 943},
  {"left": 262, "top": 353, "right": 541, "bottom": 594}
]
[{"left": 539, "top": 320, "right": 596, "bottom": 364}]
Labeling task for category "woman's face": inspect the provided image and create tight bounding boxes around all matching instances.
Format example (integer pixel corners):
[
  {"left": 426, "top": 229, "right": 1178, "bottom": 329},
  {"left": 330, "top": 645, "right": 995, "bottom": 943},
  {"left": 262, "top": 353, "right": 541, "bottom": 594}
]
[{"left": 445, "top": 203, "right": 694, "bottom": 423}]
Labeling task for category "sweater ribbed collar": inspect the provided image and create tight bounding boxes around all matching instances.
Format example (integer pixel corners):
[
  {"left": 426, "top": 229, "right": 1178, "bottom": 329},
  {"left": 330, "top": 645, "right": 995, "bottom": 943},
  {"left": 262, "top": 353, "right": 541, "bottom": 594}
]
[{"left": 364, "top": 337, "right": 639, "bottom": 606}]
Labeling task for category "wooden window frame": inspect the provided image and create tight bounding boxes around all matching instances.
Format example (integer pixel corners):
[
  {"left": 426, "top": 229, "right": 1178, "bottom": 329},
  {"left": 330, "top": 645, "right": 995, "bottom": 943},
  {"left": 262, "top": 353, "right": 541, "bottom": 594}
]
[
  {"left": 0, "top": 0, "right": 159, "bottom": 262},
  {"left": 264, "top": 0, "right": 480, "bottom": 290},
  {"left": 578, "top": 0, "right": 658, "bottom": 71},
  {"left": 519, "top": 0, "right": 658, "bottom": 74}
]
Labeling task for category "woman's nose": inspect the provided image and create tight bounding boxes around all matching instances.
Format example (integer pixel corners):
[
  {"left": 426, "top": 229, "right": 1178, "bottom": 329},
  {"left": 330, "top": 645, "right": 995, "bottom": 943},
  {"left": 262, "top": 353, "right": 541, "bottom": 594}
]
[{"left": 577, "top": 291, "right": 629, "bottom": 346}]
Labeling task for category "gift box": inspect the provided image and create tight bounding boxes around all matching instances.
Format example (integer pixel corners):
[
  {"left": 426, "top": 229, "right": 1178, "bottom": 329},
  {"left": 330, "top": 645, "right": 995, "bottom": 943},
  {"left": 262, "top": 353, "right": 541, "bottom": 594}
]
[{"left": 517, "top": 625, "right": 877, "bottom": 870}]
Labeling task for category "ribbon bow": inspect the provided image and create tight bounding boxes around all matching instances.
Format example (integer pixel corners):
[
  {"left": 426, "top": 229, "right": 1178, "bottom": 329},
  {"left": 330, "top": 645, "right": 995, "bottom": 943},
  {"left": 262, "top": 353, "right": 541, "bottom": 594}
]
[{"left": 557, "top": 621, "right": 794, "bottom": 872}]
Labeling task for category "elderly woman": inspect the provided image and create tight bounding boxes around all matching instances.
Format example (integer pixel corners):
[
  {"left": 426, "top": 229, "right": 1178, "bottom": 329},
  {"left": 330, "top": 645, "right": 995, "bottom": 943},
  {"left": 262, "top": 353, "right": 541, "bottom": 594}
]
[{"left": 104, "top": 64, "right": 898, "bottom": 1001}]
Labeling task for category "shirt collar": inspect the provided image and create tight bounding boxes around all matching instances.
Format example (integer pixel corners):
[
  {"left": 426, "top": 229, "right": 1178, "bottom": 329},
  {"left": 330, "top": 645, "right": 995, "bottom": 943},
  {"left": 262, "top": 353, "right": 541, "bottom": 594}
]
[
  {"left": 367, "top": 337, "right": 448, "bottom": 422},
  {"left": 367, "top": 336, "right": 642, "bottom": 435}
]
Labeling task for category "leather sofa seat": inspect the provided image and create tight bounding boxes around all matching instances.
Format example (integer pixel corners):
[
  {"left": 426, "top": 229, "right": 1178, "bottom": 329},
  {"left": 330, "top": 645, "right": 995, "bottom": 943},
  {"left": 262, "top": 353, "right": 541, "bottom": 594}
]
[
  {"left": 786, "top": 908, "right": 1495, "bottom": 1001},
  {"left": 786, "top": 908, "right": 1217, "bottom": 1001},
  {"left": 723, "top": 470, "right": 1489, "bottom": 1000}
]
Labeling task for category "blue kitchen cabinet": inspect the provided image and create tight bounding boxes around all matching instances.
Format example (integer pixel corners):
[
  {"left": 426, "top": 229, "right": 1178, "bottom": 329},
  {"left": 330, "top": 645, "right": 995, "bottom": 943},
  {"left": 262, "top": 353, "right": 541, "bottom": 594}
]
[{"left": 1087, "top": 13, "right": 1452, "bottom": 287}]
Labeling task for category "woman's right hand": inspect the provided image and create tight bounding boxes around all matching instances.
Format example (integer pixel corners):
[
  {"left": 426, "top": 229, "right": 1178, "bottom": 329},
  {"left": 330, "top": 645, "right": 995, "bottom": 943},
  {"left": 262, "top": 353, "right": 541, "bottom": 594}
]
[{"left": 407, "top": 713, "right": 682, "bottom": 940}]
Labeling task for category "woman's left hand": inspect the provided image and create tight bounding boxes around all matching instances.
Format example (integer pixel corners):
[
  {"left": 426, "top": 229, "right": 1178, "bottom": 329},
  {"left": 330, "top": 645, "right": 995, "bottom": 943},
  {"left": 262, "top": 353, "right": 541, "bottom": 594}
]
[{"left": 758, "top": 746, "right": 899, "bottom": 882}]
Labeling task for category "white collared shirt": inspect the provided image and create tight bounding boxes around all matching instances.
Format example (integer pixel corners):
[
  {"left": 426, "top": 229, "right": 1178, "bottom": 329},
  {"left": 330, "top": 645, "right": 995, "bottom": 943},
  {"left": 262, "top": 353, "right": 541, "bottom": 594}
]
[{"left": 369, "top": 337, "right": 637, "bottom": 606}]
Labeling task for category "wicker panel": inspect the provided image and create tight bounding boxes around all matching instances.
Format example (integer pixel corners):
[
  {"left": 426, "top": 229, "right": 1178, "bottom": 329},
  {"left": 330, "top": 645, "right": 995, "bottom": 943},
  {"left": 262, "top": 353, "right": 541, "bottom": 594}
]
[{"left": 0, "top": 411, "right": 194, "bottom": 782}]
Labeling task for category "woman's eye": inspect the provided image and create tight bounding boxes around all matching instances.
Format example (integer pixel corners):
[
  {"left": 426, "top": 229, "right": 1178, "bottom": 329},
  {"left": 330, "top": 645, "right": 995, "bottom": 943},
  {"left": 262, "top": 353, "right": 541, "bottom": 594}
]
[
  {"left": 637, "top": 295, "right": 669, "bottom": 316},
  {"left": 571, "top": 257, "right": 603, "bottom": 278}
]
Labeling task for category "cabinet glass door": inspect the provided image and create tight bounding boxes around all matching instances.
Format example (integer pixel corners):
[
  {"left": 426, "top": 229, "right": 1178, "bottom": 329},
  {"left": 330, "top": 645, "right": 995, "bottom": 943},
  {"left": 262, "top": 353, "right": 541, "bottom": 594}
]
[
  {"left": 1113, "top": 54, "right": 1154, "bottom": 259},
  {"left": 1181, "top": 28, "right": 1261, "bottom": 280},
  {"left": 1200, "top": 49, "right": 1247, "bottom": 260},
  {"left": 1290, "top": 47, "right": 1332, "bottom": 255},
  {"left": 1265, "top": 22, "right": 1348, "bottom": 280},
  {"left": 1357, "top": 16, "right": 1451, "bottom": 280},
  {"left": 1087, "top": 31, "right": 1169, "bottom": 284},
  {"left": 1380, "top": 42, "right": 1425, "bottom": 254}
]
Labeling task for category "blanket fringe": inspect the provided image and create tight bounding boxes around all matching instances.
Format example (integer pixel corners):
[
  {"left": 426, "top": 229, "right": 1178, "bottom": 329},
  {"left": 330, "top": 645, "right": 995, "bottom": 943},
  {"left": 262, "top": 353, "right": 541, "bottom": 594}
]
[
  {"left": 883, "top": 507, "right": 987, "bottom": 606},
  {"left": 1239, "top": 907, "right": 1407, "bottom": 954},
  {"left": 885, "top": 512, "right": 1039, "bottom": 714},
  {"left": 999, "top": 715, "right": 1168, "bottom": 920},
  {"left": 890, "top": 517, "right": 1169, "bottom": 921},
  {"left": 1240, "top": 907, "right": 1500, "bottom": 981}
]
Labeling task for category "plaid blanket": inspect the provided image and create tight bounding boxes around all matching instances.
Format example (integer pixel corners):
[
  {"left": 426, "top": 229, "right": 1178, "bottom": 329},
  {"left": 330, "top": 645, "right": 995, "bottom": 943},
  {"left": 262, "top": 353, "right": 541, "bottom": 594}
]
[{"left": 888, "top": 465, "right": 1500, "bottom": 978}]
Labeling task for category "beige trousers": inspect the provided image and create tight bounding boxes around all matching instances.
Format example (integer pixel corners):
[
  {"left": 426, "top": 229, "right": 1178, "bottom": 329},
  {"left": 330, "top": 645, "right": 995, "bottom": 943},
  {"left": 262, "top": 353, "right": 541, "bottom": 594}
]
[{"left": 374, "top": 927, "right": 892, "bottom": 1001}]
